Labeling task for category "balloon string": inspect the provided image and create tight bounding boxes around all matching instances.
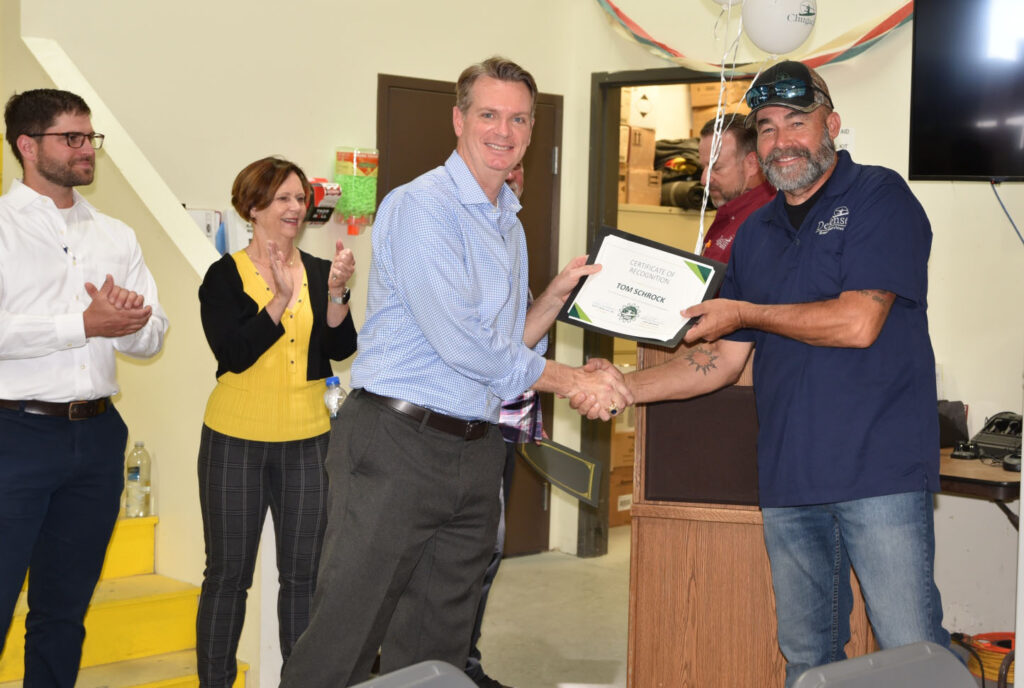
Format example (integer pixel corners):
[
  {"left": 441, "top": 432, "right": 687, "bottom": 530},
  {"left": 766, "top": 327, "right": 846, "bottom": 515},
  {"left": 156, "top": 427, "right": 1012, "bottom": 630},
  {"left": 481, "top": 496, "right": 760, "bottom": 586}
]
[{"left": 697, "top": 3, "right": 746, "bottom": 255}]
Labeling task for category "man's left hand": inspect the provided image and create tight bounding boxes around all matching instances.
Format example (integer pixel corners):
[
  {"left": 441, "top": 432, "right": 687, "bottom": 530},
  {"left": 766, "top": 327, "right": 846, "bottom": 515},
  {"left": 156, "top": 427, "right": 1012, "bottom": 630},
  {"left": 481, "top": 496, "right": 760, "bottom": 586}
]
[
  {"left": 544, "top": 255, "right": 599, "bottom": 305},
  {"left": 683, "top": 298, "right": 745, "bottom": 343}
]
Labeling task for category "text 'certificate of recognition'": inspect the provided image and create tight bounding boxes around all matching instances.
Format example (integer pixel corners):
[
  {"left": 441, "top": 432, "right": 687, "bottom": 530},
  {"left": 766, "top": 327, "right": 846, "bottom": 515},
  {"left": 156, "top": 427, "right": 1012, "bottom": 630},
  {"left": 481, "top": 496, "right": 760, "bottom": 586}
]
[{"left": 557, "top": 226, "right": 726, "bottom": 347}]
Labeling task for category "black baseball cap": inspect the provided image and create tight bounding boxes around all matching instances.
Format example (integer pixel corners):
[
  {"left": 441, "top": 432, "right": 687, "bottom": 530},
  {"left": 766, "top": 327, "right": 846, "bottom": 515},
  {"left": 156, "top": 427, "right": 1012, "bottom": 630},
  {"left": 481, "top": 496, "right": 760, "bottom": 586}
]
[{"left": 744, "top": 61, "right": 833, "bottom": 127}]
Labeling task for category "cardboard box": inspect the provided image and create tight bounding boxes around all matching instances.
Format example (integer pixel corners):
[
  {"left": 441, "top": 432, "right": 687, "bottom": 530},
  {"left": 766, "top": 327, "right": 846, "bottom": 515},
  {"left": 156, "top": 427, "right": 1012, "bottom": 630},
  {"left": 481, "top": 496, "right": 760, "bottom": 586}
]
[
  {"left": 690, "top": 80, "right": 752, "bottom": 108},
  {"left": 619, "top": 125, "right": 630, "bottom": 164},
  {"left": 609, "top": 465, "right": 633, "bottom": 527},
  {"left": 691, "top": 105, "right": 720, "bottom": 133},
  {"left": 625, "top": 126, "right": 656, "bottom": 170},
  {"left": 626, "top": 168, "right": 662, "bottom": 206},
  {"left": 620, "top": 87, "right": 632, "bottom": 123},
  {"left": 692, "top": 101, "right": 751, "bottom": 137},
  {"left": 610, "top": 427, "right": 635, "bottom": 469}
]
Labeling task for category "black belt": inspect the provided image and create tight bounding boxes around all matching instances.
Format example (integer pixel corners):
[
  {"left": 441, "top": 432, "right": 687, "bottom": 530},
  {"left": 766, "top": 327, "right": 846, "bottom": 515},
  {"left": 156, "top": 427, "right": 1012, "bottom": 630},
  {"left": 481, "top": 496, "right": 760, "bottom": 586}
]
[
  {"left": 0, "top": 397, "right": 110, "bottom": 420},
  {"left": 358, "top": 389, "right": 492, "bottom": 440}
]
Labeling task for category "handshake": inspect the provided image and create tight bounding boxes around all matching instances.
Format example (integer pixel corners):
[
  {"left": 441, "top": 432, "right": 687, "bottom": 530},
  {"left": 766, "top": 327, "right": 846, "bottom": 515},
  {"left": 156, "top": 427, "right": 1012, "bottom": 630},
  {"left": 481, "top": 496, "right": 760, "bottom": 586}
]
[{"left": 563, "top": 358, "right": 633, "bottom": 422}]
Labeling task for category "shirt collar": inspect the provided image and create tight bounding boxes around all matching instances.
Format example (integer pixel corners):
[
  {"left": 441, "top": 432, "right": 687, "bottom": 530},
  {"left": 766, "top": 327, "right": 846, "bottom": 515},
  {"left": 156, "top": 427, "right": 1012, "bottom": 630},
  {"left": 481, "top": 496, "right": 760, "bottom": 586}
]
[
  {"left": 765, "top": 149, "right": 854, "bottom": 228},
  {"left": 819, "top": 149, "right": 856, "bottom": 198},
  {"left": 7, "top": 178, "right": 97, "bottom": 218},
  {"left": 716, "top": 180, "right": 775, "bottom": 216},
  {"left": 444, "top": 151, "right": 522, "bottom": 214}
]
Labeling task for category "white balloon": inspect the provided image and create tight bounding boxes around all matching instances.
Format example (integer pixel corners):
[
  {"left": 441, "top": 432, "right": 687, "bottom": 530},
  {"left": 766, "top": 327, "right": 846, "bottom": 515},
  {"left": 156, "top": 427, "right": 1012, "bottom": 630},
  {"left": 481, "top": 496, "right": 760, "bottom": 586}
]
[{"left": 742, "top": 0, "right": 817, "bottom": 56}]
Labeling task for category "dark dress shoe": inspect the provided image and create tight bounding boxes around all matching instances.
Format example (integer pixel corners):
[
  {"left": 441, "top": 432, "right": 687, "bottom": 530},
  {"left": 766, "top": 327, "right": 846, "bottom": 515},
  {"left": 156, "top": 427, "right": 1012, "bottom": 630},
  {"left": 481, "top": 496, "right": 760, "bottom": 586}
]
[{"left": 473, "top": 674, "right": 514, "bottom": 688}]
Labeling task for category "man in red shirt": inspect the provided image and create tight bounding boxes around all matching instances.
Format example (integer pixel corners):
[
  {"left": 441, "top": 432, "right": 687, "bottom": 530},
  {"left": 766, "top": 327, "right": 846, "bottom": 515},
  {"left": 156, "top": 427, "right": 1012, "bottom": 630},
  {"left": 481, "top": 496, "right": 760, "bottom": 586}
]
[{"left": 698, "top": 114, "right": 775, "bottom": 263}]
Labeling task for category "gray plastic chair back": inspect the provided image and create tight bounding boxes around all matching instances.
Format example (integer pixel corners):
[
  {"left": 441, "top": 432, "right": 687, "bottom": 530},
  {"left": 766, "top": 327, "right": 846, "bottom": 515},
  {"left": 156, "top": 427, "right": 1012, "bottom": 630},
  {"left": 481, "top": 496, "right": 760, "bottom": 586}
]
[
  {"left": 349, "top": 660, "right": 476, "bottom": 688},
  {"left": 793, "top": 642, "right": 977, "bottom": 688}
]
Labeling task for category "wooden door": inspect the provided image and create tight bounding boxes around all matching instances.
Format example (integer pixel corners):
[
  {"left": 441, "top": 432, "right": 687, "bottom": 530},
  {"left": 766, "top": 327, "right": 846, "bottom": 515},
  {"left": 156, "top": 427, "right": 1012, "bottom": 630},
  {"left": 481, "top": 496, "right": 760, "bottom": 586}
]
[{"left": 376, "top": 74, "right": 563, "bottom": 555}]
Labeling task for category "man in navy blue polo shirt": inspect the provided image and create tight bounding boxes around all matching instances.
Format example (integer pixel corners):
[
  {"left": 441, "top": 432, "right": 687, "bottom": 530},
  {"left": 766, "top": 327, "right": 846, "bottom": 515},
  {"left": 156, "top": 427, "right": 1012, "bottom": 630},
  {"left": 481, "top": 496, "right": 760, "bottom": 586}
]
[{"left": 592, "top": 61, "right": 950, "bottom": 686}]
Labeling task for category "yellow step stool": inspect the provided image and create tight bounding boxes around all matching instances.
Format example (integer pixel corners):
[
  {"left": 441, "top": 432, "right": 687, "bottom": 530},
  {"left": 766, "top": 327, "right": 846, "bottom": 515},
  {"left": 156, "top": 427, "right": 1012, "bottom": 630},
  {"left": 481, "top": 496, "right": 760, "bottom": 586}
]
[
  {"left": 17, "top": 516, "right": 157, "bottom": 592},
  {"left": 1, "top": 574, "right": 198, "bottom": 682},
  {"left": 101, "top": 516, "right": 158, "bottom": 580},
  {"left": 0, "top": 651, "right": 247, "bottom": 688},
  {"left": 1, "top": 516, "right": 248, "bottom": 687}
]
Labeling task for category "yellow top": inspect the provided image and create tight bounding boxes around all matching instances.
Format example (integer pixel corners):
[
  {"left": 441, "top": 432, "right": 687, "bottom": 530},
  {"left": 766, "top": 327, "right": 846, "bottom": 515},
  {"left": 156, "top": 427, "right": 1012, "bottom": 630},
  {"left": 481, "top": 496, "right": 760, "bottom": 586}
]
[{"left": 203, "top": 251, "right": 329, "bottom": 441}]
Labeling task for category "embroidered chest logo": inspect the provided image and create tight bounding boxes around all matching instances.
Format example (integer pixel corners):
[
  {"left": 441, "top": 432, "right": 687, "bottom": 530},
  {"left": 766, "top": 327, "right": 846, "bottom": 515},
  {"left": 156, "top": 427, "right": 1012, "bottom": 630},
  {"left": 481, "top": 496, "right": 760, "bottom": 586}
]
[
  {"left": 816, "top": 206, "right": 849, "bottom": 235},
  {"left": 704, "top": 236, "right": 734, "bottom": 253}
]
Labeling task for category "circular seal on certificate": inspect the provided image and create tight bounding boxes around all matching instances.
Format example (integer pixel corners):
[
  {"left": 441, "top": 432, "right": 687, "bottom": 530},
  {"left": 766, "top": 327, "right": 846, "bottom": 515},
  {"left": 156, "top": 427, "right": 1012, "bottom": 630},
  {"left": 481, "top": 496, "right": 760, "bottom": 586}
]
[{"left": 618, "top": 303, "right": 639, "bottom": 323}]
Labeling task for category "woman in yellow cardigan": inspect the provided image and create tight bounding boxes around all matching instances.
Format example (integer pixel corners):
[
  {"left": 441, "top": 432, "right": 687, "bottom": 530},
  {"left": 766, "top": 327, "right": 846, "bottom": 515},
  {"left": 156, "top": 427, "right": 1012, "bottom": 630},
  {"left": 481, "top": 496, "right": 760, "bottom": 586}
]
[{"left": 195, "top": 157, "right": 357, "bottom": 687}]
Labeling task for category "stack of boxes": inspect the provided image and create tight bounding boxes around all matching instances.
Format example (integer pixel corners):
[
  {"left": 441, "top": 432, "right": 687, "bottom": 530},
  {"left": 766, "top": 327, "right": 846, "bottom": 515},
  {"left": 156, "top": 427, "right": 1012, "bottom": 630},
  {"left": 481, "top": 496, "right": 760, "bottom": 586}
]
[
  {"left": 689, "top": 79, "right": 752, "bottom": 136},
  {"left": 608, "top": 406, "right": 636, "bottom": 528},
  {"left": 618, "top": 89, "right": 661, "bottom": 205}
]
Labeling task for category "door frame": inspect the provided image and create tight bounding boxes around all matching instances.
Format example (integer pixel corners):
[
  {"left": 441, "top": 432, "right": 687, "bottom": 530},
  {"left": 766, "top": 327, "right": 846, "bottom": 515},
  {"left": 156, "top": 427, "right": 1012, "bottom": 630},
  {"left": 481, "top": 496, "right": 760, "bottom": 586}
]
[{"left": 579, "top": 66, "right": 718, "bottom": 557}]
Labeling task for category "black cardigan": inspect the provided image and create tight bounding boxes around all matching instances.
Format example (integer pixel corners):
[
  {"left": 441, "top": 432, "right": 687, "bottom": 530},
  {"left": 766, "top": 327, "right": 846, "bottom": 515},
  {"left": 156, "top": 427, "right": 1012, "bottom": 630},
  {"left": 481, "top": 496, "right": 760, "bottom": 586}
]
[{"left": 199, "top": 250, "right": 357, "bottom": 380}]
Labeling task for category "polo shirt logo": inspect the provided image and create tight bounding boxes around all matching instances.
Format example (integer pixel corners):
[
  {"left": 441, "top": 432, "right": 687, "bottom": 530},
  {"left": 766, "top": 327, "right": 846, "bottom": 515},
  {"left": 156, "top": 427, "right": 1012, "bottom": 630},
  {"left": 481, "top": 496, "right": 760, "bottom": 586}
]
[{"left": 816, "top": 206, "right": 849, "bottom": 235}]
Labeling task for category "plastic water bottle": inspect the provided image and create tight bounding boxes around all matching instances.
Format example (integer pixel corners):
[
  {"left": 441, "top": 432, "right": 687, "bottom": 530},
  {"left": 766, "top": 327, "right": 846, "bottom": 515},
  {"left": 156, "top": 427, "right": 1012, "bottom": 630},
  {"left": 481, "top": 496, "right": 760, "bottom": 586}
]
[
  {"left": 324, "top": 376, "right": 346, "bottom": 419},
  {"left": 125, "top": 441, "right": 152, "bottom": 518}
]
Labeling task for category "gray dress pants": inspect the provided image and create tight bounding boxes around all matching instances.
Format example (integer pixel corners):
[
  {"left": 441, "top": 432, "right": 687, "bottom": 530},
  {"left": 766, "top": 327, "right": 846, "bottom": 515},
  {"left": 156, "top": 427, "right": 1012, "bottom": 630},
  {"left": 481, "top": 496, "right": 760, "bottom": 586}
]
[{"left": 280, "top": 390, "right": 504, "bottom": 688}]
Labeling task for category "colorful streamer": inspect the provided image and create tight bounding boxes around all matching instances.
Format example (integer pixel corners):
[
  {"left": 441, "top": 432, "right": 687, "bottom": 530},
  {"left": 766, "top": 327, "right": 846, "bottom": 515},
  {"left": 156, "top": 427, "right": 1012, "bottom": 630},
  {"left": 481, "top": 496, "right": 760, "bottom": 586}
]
[{"left": 595, "top": 0, "right": 914, "bottom": 75}]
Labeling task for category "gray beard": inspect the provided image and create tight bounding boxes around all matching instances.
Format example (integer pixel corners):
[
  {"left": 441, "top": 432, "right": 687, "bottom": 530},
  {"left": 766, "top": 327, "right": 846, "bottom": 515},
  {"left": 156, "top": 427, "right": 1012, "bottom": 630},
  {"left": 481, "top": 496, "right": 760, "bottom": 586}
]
[{"left": 759, "top": 130, "right": 835, "bottom": 193}]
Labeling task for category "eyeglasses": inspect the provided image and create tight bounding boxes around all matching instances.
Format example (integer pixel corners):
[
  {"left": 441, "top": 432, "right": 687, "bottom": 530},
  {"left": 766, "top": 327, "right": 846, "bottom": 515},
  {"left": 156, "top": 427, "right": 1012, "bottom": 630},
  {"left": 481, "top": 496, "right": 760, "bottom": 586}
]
[
  {"left": 744, "top": 78, "right": 833, "bottom": 111},
  {"left": 27, "top": 132, "right": 105, "bottom": 150}
]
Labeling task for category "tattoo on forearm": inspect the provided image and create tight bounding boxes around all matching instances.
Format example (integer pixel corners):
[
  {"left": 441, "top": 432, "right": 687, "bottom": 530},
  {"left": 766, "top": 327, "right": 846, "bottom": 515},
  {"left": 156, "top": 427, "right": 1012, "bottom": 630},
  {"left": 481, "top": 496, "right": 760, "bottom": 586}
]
[
  {"left": 684, "top": 345, "right": 719, "bottom": 375},
  {"left": 856, "top": 289, "right": 888, "bottom": 304}
]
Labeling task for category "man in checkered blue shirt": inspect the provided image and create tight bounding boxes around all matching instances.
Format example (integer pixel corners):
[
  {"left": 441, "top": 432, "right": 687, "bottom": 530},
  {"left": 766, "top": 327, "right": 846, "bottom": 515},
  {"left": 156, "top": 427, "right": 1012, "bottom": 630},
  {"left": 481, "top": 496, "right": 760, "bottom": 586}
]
[{"left": 281, "top": 58, "right": 630, "bottom": 688}]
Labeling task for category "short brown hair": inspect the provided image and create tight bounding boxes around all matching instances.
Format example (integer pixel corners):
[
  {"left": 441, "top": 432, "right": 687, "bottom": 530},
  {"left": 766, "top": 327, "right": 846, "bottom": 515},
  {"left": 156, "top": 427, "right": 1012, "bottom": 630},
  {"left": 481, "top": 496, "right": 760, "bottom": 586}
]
[
  {"left": 231, "top": 157, "right": 312, "bottom": 220},
  {"left": 455, "top": 57, "right": 537, "bottom": 116},
  {"left": 700, "top": 114, "right": 757, "bottom": 158},
  {"left": 4, "top": 89, "right": 91, "bottom": 165}
]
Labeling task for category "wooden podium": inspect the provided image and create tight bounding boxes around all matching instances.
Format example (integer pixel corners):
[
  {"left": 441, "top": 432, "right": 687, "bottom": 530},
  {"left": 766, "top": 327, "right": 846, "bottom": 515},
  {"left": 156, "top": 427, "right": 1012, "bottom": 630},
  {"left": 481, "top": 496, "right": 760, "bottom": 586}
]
[{"left": 626, "top": 344, "right": 874, "bottom": 688}]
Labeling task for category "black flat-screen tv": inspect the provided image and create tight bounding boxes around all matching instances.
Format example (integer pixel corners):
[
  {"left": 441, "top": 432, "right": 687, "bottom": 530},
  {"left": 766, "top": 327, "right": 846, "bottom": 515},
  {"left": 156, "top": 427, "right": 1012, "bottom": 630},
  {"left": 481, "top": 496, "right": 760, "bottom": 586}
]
[{"left": 909, "top": 0, "right": 1024, "bottom": 181}]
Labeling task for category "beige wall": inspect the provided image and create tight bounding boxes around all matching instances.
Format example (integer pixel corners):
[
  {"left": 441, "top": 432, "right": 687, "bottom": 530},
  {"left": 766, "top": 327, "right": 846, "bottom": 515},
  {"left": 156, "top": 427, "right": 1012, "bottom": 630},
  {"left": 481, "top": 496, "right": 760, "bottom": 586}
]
[{"left": 5, "top": 0, "right": 1023, "bottom": 681}]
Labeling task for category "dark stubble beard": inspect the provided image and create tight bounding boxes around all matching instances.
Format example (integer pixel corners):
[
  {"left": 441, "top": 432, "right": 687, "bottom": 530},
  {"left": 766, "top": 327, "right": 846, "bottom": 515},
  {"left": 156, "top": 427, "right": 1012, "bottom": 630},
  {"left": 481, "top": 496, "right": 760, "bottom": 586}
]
[
  {"left": 758, "top": 127, "right": 835, "bottom": 193},
  {"left": 36, "top": 149, "right": 94, "bottom": 188}
]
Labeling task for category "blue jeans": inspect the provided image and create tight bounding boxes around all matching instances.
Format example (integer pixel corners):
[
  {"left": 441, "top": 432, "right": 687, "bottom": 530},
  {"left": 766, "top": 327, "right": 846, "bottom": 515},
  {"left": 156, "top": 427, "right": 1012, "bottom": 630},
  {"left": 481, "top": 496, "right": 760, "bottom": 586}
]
[{"left": 762, "top": 491, "right": 950, "bottom": 688}]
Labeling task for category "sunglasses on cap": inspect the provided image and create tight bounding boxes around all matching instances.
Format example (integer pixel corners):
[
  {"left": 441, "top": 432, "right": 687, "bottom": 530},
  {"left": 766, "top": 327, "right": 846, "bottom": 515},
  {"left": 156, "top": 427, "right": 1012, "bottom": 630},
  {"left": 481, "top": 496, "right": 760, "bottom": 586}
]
[{"left": 744, "top": 78, "right": 834, "bottom": 111}]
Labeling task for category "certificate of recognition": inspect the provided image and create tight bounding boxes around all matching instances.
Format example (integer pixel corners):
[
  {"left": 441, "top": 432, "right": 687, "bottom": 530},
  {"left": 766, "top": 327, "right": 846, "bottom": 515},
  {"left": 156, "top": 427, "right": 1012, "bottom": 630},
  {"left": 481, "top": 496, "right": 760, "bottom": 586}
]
[{"left": 557, "top": 226, "right": 726, "bottom": 347}]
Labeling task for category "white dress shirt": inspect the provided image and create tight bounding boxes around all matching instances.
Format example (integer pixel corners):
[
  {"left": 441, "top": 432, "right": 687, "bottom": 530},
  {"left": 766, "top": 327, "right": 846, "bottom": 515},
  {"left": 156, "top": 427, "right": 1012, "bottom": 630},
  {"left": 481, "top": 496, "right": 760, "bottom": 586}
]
[{"left": 0, "top": 179, "right": 168, "bottom": 402}]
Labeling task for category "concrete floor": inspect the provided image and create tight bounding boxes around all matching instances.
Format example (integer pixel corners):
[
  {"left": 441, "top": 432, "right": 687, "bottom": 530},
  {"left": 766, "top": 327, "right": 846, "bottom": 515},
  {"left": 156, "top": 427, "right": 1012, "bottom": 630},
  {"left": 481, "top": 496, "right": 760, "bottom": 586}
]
[
  {"left": 473, "top": 525, "right": 631, "bottom": 688},
  {"left": 472, "top": 527, "right": 989, "bottom": 688}
]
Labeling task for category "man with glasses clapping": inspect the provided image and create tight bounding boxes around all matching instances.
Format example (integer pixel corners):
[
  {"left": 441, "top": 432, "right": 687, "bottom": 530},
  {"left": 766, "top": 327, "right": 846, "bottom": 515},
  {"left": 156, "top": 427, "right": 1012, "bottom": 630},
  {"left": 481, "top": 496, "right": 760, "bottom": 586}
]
[{"left": 0, "top": 88, "right": 167, "bottom": 687}]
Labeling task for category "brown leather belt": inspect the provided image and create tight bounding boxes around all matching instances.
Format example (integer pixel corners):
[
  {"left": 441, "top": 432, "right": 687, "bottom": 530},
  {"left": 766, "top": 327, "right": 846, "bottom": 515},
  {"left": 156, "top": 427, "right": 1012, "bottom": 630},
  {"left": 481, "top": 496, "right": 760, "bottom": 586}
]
[
  {"left": 358, "top": 389, "right": 492, "bottom": 440},
  {"left": 0, "top": 397, "right": 110, "bottom": 420}
]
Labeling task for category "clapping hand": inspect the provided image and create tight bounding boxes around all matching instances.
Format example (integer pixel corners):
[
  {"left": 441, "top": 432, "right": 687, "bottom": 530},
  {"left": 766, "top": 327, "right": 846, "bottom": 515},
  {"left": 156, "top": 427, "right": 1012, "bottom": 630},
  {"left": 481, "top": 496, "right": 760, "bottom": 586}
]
[
  {"left": 266, "top": 240, "right": 295, "bottom": 305},
  {"left": 83, "top": 274, "right": 152, "bottom": 338}
]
